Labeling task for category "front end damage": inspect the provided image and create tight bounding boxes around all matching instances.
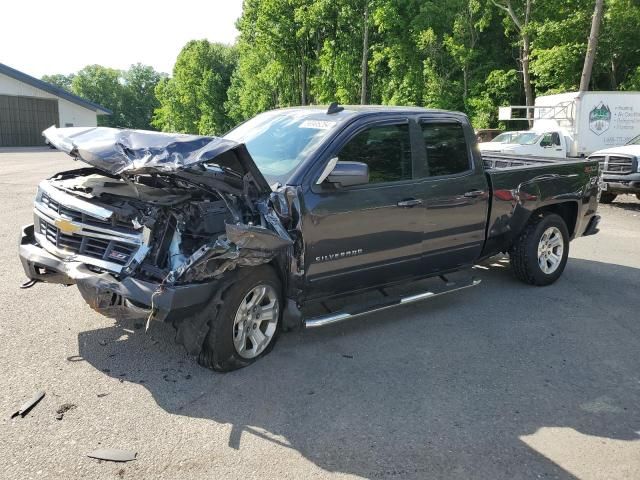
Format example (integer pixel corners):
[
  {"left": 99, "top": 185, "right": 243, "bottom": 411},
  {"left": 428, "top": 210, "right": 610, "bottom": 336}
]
[{"left": 19, "top": 127, "right": 302, "bottom": 352}]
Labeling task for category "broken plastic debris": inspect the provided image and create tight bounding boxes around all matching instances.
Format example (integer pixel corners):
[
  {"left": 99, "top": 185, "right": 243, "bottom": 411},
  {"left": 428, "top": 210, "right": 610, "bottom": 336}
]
[
  {"left": 19, "top": 279, "right": 39, "bottom": 289},
  {"left": 11, "top": 390, "right": 45, "bottom": 418},
  {"left": 55, "top": 403, "right": 77, "bottom": 420},
  {"left": 87, "top": 448, "right": 137, "bottom": 463}
]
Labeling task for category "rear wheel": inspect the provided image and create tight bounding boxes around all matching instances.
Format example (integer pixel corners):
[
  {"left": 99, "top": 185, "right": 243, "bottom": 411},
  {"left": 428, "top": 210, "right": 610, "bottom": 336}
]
[
  {"left": 509, "top": 213, "right": 569, "bottom": 286},
  {"left": 636, "top": 193, "right": 640, "bottom": 201},
  {"left": 599, "top": 192, "right": 617, "bottom": 204},
  {"left": 197, "top": 266, "right": 282, "bottom": 372}
]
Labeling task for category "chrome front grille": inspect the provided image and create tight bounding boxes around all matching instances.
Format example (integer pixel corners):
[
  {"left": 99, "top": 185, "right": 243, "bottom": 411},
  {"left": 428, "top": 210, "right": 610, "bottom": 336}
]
[
  {"left": 593, "top": 155, "right": 635, "bottom": 175},
  {"left": 41, "top": 192, "right": 133, "bottom": 230},
  {"left": 34, "top": 181, "right": 145, "bottom": 273},
  {"left": 38, "top": 218, "right": 137, "bottom": 265}
]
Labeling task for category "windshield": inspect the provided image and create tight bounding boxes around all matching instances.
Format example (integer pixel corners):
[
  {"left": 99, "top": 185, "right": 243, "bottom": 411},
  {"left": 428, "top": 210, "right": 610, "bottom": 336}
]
[
  {"left": 513, "top": 133, "right": 541, "bottom": 145},
  {"left": 224, "top": 109, "right": 351, "bottom": 185},
  {"left": 626, "top": 134, "right": 640, "bottom": 145},
  {"left": 491, "top": 132, "right": 511, "bottom": 143}
]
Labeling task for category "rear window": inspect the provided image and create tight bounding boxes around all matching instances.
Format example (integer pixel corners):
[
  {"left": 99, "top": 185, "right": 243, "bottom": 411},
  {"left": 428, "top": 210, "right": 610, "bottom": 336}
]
[{"left": 420, "top": 123, "right": 471, "bottom": 177}]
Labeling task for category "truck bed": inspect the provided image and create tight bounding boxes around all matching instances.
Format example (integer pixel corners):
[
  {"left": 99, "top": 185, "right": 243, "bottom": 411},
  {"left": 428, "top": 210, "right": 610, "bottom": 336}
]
[{"left": 480, "top": 153, "right": 599, "bottom": 257}]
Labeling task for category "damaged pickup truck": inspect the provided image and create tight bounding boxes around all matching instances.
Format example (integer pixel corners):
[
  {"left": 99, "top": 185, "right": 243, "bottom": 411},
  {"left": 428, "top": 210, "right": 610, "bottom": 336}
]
[{"left": 19, "top": 105, "right": 601, "bottom": 371}]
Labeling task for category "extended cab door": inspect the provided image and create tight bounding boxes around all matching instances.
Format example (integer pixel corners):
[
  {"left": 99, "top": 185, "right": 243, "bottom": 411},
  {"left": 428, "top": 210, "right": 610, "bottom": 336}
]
[
  {"left": 414, "top": 118, "right": 490, "bottom": 274},
  {"left": 302, "top": 118, "right": 426, "bottom": 298}
]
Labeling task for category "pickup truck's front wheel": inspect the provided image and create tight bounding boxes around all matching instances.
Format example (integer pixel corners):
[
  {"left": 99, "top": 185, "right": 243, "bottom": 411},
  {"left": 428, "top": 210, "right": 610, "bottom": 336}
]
[
  {"left": 509, "top": 213, "right": 569, "bottom": 286},
  {"left": 197, "top": 266, "right": 282, "bottom": 372}
]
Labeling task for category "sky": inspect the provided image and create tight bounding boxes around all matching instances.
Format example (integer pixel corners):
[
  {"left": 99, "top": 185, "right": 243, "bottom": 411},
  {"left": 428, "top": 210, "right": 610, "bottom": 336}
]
[{"left": 0, "top": 0, "right": 244, "bottom": 78}]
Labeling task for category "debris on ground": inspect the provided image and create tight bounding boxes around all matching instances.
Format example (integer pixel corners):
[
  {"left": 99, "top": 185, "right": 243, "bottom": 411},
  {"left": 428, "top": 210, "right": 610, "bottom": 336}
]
[
  {"left": 87, "top": 448, "right": 137, "bottom": 463},
  {"left": 342, "top": 354, "right": 354, "bottom": 359},
  {"left": 55, "top": 403, "right": 77, "bottom": 420},
  {"left": 10, "top": 391, "right": 45, "bottom": 418},
  {"left": 97, "top": 393, "right": 110, "bottom": 398},
  {"left": 19, "top": 279, "right": 39, "bottom": 289}
]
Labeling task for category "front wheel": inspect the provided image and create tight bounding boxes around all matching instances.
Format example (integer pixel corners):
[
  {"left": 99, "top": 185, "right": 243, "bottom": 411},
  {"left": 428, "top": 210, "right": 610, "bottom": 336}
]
[
  {"left": 198, "top": 266, "right": 282, "bottom": 372},
  {"left": 509, "top": 213, "right": 569, "bottom": 286}
]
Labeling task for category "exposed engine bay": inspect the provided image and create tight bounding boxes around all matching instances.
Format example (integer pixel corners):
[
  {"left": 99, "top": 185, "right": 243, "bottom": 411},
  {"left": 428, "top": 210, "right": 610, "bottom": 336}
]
[{"left": 28, "top": 127, "right": 302, "bottom": 327}]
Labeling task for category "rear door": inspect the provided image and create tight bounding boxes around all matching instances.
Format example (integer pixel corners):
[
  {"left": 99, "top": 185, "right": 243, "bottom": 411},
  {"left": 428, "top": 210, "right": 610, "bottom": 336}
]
[
  {"left": 302, "top": 118, "right": 426, "bottom": 298},
  {"left": 414, "top": 118, "right": 490, "bottom": 274}
]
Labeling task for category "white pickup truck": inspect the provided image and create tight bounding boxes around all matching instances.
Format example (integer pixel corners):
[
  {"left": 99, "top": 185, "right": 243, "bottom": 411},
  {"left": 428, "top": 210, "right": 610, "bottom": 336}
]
[
  {"left": 588, "top": 135, "right": 640, "bottom": 203},
  {"left": 481, "top": 131, "right": 566, "bottom": 158}
]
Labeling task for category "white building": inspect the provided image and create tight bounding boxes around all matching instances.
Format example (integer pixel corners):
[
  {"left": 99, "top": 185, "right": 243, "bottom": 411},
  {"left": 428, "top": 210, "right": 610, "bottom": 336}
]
[{"left": 0, "top": 63, "right": 111, "bottom": 147}]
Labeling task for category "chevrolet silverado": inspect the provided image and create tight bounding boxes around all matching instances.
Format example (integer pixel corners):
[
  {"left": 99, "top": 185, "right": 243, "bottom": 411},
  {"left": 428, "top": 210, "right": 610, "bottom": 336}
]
[{"left": 19, "top": 105, "right": 601, "bottom": 371}]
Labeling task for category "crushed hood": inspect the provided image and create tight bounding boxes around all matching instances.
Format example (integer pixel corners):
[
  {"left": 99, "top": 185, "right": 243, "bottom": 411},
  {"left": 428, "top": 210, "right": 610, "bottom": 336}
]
[{"left": 43, "top": 126, "right": 272, "bottom": 195}]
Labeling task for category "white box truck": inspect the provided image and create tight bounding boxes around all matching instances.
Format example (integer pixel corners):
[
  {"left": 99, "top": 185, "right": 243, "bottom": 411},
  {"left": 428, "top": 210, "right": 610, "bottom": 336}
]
[{"left": 483, "top": 91, "right": 640, "bottom": 158}]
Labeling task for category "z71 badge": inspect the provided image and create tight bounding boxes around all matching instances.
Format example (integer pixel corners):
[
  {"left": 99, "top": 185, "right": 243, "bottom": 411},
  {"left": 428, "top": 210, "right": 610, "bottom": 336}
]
[{"left": 315, "top": 249, "right": 363, "bottom": 263}]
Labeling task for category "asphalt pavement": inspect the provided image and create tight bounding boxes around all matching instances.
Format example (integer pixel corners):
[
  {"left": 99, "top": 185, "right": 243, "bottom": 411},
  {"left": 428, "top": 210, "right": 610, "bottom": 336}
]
[{"left": 1, "top": 149, "right": 639, "bottom": 479}]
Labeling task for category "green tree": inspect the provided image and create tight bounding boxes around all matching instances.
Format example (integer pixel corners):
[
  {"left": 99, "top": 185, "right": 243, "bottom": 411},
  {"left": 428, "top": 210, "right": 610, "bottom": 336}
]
[
  {"left": 153, "top": 40, "right": 237, "bottom": 135},
  {"left": 121, "top": 64, "right": 164, "bottom": 129},
  {"left": 71, "top": 65, "right": 124, "bottom": 127},
  {"left": 41, "top": 73, "right": 75, "bottom": 91}
]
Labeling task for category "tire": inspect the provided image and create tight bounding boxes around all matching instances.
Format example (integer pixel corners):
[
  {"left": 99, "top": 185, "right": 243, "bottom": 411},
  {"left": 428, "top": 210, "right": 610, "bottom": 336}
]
[
  {"left": 197, "top": 265, "right": 282, "bottom": 372},
  {"left": 599, "top": 192, "right": 617, "bottom": 204},
  {"left": 636, "top": 194, "right": 640, "bottom": 201},
  {"left": 509, "top": 213, "right": 570, "bottom": 286}
]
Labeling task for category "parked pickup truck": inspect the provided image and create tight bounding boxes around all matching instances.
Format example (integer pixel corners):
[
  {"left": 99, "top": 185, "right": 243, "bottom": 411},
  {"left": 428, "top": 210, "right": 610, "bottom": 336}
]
[
  {"left": 19, "top": 105, "right": 601, "bottom": 371},
  {"left": 588, "top": 134, "right": 640, "bottom": 203}
]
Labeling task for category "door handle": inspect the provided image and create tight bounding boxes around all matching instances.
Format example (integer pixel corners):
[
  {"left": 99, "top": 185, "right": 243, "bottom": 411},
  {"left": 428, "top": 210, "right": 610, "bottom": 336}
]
[
  {"left": 463, "top": 190, "right": 485, "bottom": 198},
  {"left": 397, "top": 198, "right": 423, "bottom": 207}
]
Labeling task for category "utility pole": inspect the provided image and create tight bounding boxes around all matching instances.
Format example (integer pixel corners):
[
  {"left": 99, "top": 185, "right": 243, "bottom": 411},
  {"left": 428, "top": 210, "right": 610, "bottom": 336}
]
[{"left": 580, "top": 0, "right": 605, "bottom": 92}]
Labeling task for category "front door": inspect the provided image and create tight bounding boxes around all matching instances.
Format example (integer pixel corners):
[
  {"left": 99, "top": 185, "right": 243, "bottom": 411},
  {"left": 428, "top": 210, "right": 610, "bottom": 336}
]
[{"left": 303, "top": 120, "right": 426, "bottom": 298}]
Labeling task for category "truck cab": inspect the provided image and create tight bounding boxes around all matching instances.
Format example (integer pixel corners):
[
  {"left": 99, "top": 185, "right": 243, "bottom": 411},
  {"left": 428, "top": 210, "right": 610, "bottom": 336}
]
[{"left": 491, "top": 131, "right": 567, "bottom": 158}]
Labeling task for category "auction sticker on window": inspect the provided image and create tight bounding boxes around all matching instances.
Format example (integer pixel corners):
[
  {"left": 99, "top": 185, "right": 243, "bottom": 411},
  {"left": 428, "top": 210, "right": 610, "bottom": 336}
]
[{"left": 299, "top": 120, "right": 336, "bottom": 130}]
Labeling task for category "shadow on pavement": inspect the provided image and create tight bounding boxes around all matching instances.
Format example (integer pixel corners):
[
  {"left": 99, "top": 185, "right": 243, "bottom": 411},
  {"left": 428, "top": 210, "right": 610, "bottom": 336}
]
[
  {"left": 77, "top": 257, "right": 640, "bottom": 479},
  {"left": 610, "top": 200, "right": 640, "bottom": 212}
]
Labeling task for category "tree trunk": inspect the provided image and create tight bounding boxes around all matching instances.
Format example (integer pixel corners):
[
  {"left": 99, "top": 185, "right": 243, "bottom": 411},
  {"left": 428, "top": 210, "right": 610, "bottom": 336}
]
[
  {"left": 360, "top": 2, "right": 370, "bottom": 105},
  {"left": 462, "top": 67, "right": 468, "bottom": 101},
  {"left": 522, "top": 0, "right": 534, "bottom": 127},
  {"left": 301, "top": 61, "right": 308, "bottom": 105},
  {"left": 610, "top": 57, "right": 617, "bottom": 89},
  {"left": 580, "top": 0, "right": 605, "bottom": 92},
  {"left": 522, "top": 34, "right": 534, "bottom": 127}
]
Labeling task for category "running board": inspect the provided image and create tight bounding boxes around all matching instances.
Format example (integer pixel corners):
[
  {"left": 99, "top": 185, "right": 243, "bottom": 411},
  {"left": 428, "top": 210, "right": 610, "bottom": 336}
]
[{"left": 304, "top": 277, "right": 481, "bottom": 328}]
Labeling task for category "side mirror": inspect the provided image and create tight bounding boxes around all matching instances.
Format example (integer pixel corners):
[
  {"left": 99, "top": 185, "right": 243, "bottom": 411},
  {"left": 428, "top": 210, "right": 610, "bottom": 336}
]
[{"left": 322, "top": 160, "right": 369, "bottom": 187}]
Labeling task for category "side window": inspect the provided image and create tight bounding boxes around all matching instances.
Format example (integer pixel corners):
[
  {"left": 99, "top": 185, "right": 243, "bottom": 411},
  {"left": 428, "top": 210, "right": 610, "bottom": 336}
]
[
  {"left": 420, "top": 122, "right": 470, "bottom": 177},
  {"left": 541, "top": 132, "right": 560, "bottom": 147},
  {"left": 338, "top": 123, "right": 411, "bottom": 184}
]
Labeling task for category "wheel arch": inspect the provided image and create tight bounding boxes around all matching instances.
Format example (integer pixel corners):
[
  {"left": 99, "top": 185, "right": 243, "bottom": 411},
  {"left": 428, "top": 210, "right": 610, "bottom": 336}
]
[{"left": 531, "top": 201, "right": 578, "bottom": 238}]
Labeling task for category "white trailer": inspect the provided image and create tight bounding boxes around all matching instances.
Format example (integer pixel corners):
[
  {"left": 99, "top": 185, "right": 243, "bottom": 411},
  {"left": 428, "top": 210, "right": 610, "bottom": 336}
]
[{"left": 491, "top": 91, "right": 640, "bottom": 158}]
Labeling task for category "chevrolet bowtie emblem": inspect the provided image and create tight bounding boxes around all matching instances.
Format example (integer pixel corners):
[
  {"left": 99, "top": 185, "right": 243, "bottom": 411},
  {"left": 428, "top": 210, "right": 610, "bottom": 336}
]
[{"left": 55, "top": 218, "right": 80, "bottom": 234}]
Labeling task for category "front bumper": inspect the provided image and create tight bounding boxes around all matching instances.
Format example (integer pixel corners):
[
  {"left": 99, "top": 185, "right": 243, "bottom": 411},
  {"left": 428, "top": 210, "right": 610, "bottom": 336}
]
[
  {"left": 19, "top": 224, "right": 217, "bottom": 322},
  {"left": 602, "top": 173, "right": 640, "bottom": 194}
]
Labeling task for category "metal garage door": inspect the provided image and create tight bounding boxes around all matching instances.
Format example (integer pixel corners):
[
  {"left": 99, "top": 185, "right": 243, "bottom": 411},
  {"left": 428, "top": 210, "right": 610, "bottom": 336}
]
[{"left": 0, "top": 95, "right": 59, "bottom": 146}]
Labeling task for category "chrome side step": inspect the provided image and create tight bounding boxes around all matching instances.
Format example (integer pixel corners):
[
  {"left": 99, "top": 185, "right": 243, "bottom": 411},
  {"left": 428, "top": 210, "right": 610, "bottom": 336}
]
[{"left": 304, "top": 277, "right": 481, "bottom": 328}]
